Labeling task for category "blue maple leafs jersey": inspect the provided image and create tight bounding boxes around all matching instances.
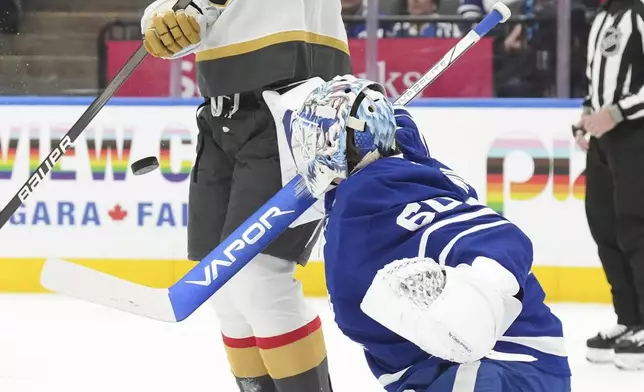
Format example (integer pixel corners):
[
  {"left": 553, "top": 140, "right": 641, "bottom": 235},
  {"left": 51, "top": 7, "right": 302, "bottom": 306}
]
[{"left": 322, "top": 127, "right": 570, "bottom": 392}]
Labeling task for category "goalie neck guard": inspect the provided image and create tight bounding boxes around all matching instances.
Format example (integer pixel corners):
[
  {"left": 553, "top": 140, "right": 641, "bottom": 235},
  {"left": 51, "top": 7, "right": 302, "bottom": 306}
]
[{"left": 287, "top": 75, "right": 397, "bottom": 198}]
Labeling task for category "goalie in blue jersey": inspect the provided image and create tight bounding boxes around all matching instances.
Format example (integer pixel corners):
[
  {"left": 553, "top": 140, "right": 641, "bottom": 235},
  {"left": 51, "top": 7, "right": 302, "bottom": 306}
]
[{"left": 271, "top": 75, "right": 572, "bottom": 392}]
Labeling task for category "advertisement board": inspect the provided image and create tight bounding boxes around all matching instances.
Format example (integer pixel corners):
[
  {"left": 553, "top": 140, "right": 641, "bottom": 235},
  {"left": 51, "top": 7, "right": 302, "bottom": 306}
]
[
  {"left": 106, "top": 38, "right": 493, "bottom": 98},
  {"left": 0, "top": 104, "right": 195, "bottom": 260},
  {"left": 0, "top": 98, "right": 608, "bottom": 302}
]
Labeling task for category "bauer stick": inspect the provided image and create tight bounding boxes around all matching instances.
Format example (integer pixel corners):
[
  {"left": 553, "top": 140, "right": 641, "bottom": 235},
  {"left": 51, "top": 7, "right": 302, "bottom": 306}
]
[
  {"left": 40, "top": 3, "right": 512, "bottom": 323},
  {"left": 0, "top": 0, "right": 192, "bottom": 230}
]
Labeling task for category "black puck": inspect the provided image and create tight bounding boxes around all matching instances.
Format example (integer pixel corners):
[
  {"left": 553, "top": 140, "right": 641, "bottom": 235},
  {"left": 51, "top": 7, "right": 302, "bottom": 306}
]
[{"left": 131, "top": 156, "right": 160, "bottom": 176}]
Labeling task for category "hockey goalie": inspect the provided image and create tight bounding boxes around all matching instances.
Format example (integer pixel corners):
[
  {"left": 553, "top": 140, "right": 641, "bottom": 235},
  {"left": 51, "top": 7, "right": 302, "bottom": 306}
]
[{"left": 265, "top": 75, "right": 572, "bottom": 392}]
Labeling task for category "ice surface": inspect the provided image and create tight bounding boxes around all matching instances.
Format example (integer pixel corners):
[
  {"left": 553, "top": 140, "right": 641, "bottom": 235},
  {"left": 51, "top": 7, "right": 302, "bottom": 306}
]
[{"left": 0, "top": 295, "right": 642, "bottom": 391}]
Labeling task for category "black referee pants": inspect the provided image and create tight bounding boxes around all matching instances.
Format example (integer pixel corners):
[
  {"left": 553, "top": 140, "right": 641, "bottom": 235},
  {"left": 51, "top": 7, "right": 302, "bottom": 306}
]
[{"left": 585, "top": 124, "right": 644, "bottom": 327}]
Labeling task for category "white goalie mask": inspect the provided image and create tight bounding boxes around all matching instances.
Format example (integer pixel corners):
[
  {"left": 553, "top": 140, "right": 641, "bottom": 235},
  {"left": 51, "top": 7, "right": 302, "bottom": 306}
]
[{"left": 285, "top": 75, "right": 398, "bottom": 198}]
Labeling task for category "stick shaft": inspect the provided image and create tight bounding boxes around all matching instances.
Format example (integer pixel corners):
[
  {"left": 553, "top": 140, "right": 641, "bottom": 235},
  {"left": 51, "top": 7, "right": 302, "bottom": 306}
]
[
  {"left": 0, "top": 46, "right": 148, "bottom": 229},
  {"left": 394, "top": 7, "right": 505, "bottom": 106}
]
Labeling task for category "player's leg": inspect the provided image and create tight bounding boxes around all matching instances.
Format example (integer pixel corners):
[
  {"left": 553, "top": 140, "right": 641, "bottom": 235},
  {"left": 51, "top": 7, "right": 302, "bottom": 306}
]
[
  {"left": 584, "top": 137, "right": 640, "bottom": 363},
  {"left": 603, "top": 128, "right": 644, "bottom": 370},
  {"left": 213, "top": 93, "right": 331, "bottom": 392},
  {"left": 187, "top": 101, "right": 274, "bottom": 390},
  {"left": 187, "top": 101, "right": 234, "bottom": 261},
  {"left": 210, "top": 277, "right": 276, "bottom": 391},
  {"left": 424, "top": 361, "right": 571, "bottom": 392},
  {"left": 224, "top": 253, "right": 328, "bottom": 391}
]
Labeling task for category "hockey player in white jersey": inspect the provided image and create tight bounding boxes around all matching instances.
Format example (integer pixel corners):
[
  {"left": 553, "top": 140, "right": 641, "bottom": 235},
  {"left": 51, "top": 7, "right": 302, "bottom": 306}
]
[
  {"left": 268, "top": 75, "right": 572, "bottom": 392},
  {"left": 140, "top": 1, "right": 351, "bottom": 391}
]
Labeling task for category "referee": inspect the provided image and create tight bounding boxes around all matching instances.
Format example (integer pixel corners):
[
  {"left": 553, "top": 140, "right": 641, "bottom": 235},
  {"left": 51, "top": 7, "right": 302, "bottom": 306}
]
[{"left": 575, "top": 0, "right": 644, "bottom": 371}]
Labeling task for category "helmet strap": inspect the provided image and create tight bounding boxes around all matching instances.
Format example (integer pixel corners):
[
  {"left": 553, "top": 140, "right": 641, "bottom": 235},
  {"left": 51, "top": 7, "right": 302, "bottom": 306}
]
[
  {"left": 345, "top": 126, "right": 362, "bottom": 173},
  {"left": 347, "top": 116, "right": 366, "bottom": 131}
]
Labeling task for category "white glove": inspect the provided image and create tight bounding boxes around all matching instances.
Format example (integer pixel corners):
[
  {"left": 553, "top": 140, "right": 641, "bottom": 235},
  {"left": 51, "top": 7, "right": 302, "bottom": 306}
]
[
  {"left": 141, "top": 0, "right": 221, "bottom": 59},
  {"left": 361, "top": 256, "right": 523, "bottom": 363}
]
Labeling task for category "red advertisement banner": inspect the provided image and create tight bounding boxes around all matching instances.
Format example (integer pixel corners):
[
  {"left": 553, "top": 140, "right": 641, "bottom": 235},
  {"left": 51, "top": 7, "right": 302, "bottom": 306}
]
[{"left": 106, "top": 37, "right": 492, "bottom": 98}]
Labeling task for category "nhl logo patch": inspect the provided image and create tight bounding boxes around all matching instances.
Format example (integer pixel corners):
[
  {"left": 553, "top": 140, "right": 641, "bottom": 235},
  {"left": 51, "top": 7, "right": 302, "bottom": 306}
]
[{"left": 600, "top": 26, "right": 622, "bottom": 57}]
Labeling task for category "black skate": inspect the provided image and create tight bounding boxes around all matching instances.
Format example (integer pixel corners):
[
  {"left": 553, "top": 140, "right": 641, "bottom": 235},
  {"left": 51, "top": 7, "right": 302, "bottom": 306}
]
[
  {"left": 614, "top": 328, "right": 644, "bottom": 371},
  {"left": 586, "top": 324, "right": 635, "bottom": 363}
]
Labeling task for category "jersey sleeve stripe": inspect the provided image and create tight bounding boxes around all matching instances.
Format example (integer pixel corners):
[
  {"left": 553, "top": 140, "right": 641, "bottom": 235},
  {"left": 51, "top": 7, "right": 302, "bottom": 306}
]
[
  {"left": 438, "top": 220, "right": 510, "bottom": 265},
  {"left": 377, "top": 365, "right": 413, "bottom": 387},
  {"left": 417, "top": 207, "right": 499, "bottom": 258},
  {"left": 452, "top": 361, "right": 482, "bottom": 392},
  {"left": 497, "top": 336, "right": 568, "bottom": 357},
  {"left": 484, "top": 350, "right": 537, "bottom": 362}
]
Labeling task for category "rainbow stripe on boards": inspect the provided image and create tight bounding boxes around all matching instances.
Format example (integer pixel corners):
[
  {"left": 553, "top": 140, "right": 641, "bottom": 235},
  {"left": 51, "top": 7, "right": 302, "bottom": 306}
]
[
  {"left": 50, "top": 128, "right": 76, "bottom": 180},
  {"left": 160, "top": 129, "right": 192, "bottom": 183},
  {"left": 486, "top": 137, "right": 550, "bottom": 215},
  {"left": 86, "top": 128, "right": 134, "bottom": 181},
  {"left": 28, "top": 131, "right": 40, "bottom": 175},
  {"left": 0, "top": 126, "right": 195, "bottom": 183},
  {"left": 573, "top": 169, "right": 586, "bottom": 200},
  {"left": 551, "top": 139, "right": 570, "bottom": 201},
  {"left": 4, "top": 127, "right": 77, "bottom": 180},
  {"left": 486, "top": 136, "right": 588, "bottom": 215},
  {"left": 0, "top": 128, "right": 19, "bottom": 180}
]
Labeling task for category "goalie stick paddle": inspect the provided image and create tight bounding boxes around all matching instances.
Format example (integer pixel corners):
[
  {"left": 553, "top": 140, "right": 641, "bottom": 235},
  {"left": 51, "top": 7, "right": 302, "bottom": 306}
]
[
  {"left": 0, "top": 0, "right": 193, "bottom": 230},
  {"left": 42, "top": 176, "right": 316, "bottom": 322},
  {"left": 40, "top": 3, "right": 512, "bottom": 323}
]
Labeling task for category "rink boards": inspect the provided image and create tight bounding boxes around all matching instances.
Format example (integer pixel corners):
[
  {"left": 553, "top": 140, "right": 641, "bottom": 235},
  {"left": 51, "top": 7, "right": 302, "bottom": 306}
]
[{"left": 0, "top": 97, "right": 610, "bottom": 302}]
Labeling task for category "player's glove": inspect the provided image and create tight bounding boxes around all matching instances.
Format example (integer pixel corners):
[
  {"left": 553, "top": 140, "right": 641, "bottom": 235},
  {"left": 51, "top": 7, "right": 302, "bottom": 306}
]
[
  {"left": 393, "top": 106, "right": 418, "bottom": 131},
  {"left": 144, "top": 10, "right": 201, "bottom": 57},
  {"left": 141, "top": 0, "right": 219, "bottom": 59},
  {"left": 361, "top": 256, "right": 523, "bottom": 363}
]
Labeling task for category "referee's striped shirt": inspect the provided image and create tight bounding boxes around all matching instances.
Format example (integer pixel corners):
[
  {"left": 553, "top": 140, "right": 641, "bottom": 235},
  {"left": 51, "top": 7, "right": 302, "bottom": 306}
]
[{"left": 584, "top": 1, "right": 644, "bottom": 122}]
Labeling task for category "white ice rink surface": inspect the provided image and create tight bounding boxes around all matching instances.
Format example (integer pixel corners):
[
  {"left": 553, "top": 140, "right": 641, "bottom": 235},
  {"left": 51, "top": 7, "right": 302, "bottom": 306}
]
[{"left": 1, "top": 295, "right": 643, "bottom": 392}]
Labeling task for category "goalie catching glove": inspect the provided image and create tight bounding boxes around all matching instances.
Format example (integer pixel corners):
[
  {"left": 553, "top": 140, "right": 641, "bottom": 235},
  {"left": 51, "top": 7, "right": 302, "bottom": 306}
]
[
  {"left": 141, "top": 0, "right": 221, "bottom": 59},
  {"left": 360, "top": 256, "right": 523, "bottom": 363}
]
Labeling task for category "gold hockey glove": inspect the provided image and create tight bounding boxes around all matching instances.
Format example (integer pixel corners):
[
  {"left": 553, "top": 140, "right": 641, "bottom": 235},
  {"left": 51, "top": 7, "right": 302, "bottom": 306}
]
[{"left": 143, "top": 10, "right": 201, "bottom": 58}]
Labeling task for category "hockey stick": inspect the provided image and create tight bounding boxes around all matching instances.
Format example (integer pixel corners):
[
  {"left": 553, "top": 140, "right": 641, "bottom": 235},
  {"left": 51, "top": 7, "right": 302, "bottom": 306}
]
[
  {"left": 40, "top": 3, "right": 511, "bottom": 323},
  {"left": 394, "top": 3, "right": 509, "bottom": 106},
  {"left": 0, "top": 0, "right": 192, "bottom": 230}
]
